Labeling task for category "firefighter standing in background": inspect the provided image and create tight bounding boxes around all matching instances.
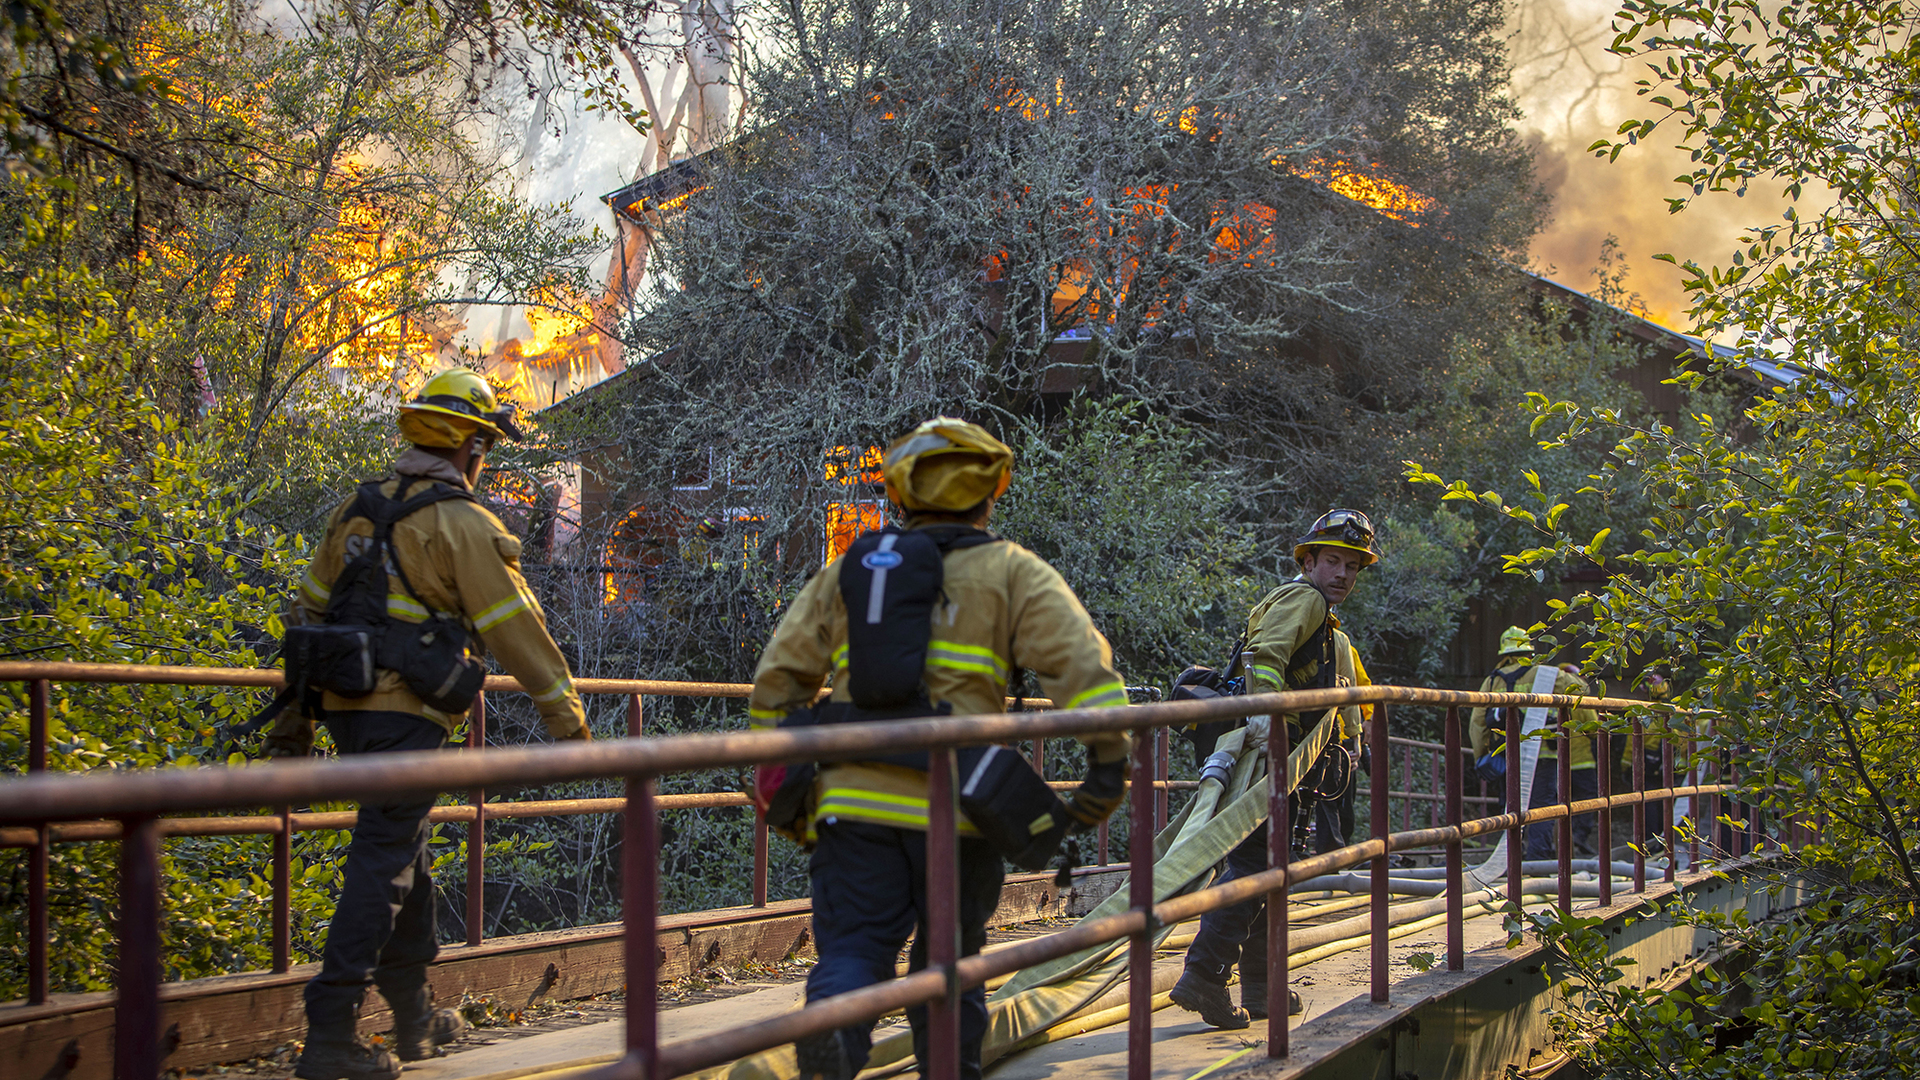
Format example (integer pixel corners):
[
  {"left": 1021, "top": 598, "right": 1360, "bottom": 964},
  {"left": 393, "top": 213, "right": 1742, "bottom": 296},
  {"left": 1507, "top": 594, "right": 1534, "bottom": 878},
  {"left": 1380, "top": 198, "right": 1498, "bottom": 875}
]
[
  {"left": 1171, "top": 510, "right": 1378, "bottom": 1030},
  {"left": 1467, "top": 628, "right": 1598, "bottom": 860},
  {"left": 264, "top": 371, "right": 591, "bottom": 1080},
  {"left": 747, "top": 418, "right": 1133, "bottom": 1080}
]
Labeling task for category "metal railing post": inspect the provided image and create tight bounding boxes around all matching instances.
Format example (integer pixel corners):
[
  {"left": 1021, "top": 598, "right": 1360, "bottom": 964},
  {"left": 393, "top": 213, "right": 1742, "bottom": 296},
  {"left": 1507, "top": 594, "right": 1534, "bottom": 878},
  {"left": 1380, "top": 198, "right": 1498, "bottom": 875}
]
[
  {"left": 467, "top": 691, "right": 486, "bottom": 947},
  {"left": 1631, "top": 718, "right": 1646, "bottom": 893},
  {"left": 628, "top": 693, "right": 643, "bottom": 738},
  {"left": 273, "top": 804, "right": 292, "bottom": 973},
  {"left": 116, "top": 815, "right": 162, "bottom": 1080},
  {"left": 28, "top": 677, "right": 49, "bottom": 1004},
  {"left": 1557, "top": 707, "right": 1572, "bottom": 916},
  {"left": 1154, "top": 728, "right": 1169, "bottom": 831},
  {"left": 1370, "top": 702, "right": 1389, "bottom": 1004},
  {"left": 1596, "top": 729, "right": 1611, "bottom": 908},
  {"left": 1428, "top": 748, "right": 1441, "bottom": 831},
  {"left": 1506, "top": 707, "right": 1523, "bottom": 908},
  {"left": 1097, "top": 817, "right": 1109, "bottom": 867},
  {"left": 1443, "top": 706, "right": 1463, "bottom": 971},
  {"left": 752, "top": 808, "right": 771, "bottom": 910},
  {"left": 1668, "top": 737, "right": 1681, "bottom": 881},
  {"left": 926, "top": 748, "right": 961, "bottom": 1080},
  {"left": 1401, "top": 741, "right": 1414, "bottom": 833},
  {"left": 1127, "top": 726, "right": 1154, "bottom": 1080},
  {"left": 624, "top": 774, "right": 660, "bottom": 1080},
  {"left": 1267, "top": 709, "right": 1289, "bottom": 1057}
]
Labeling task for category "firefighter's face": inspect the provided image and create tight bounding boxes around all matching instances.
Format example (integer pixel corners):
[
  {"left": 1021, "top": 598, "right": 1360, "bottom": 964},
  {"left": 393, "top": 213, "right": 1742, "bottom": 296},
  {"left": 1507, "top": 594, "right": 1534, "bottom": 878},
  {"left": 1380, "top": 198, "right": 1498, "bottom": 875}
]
[{"left": 1302, "top": 547, "right": 1366, "bottom": 605}]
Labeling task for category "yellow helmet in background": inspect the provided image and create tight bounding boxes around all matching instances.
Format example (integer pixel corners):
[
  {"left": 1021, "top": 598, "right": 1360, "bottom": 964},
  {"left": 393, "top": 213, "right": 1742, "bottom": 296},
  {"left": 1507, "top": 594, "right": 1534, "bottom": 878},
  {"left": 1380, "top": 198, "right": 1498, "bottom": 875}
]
[
  {"left": 1498, "top": 626, "right": 1534, "bottom": 657},
  {"left": 397, "top": 370, "right": 526, "bottom": 448},
  {"left": 882, "top": 417, "right": 1014, "bottom": 513},
  {"left": 1292, "top": 508, "right": 1380, "bottom": 566}
]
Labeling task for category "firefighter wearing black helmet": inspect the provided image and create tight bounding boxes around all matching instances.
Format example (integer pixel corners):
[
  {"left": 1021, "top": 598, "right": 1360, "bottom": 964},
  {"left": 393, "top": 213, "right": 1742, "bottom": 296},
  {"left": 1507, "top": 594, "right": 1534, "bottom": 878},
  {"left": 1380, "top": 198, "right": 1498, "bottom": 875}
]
[
  {"left": 1171, "top": 509, "right": 1376, "bottom": 1029},
  {"left": 266, "top": 370, "right": 590, "bottom": 1080}
]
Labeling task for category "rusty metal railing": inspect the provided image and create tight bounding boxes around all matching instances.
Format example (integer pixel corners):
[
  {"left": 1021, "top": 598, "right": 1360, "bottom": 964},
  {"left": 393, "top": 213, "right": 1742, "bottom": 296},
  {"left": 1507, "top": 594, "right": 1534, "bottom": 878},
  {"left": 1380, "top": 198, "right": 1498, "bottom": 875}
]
[
  {"left": 0, "top": 662, "right": 1409, "bottom": 1000},
  {"left": 0, "top": 674, "right": 1770, "bottom": 1080}
]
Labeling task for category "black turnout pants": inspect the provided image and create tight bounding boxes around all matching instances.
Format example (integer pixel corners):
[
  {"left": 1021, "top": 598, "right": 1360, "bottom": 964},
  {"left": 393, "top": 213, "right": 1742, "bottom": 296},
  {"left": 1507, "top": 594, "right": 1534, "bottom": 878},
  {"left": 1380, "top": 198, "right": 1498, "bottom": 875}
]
[
  {"left": 1185, "top": 823, "right": 1274, "bottom": 988},
  {"left": 304, "top": 711, "right": 449, "bottom": 1028},
  {"left": 806, "top": 819, "right": 1005, "bottom": 1080}
]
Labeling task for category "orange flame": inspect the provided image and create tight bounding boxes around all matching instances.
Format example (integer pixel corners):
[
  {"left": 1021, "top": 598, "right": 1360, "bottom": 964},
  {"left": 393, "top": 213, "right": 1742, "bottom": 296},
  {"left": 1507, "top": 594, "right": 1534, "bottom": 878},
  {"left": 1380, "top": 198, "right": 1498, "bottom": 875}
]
[{"left": 824, "top": 446, "right": 886, "bottom": 561}]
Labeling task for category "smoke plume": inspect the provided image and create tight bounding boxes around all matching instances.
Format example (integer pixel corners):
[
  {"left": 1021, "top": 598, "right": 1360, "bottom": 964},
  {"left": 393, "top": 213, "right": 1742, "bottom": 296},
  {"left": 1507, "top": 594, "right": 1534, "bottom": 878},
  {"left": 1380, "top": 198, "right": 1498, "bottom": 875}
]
[{"left": 1509, "top": 0, "right": 1798, "bottom": 329}]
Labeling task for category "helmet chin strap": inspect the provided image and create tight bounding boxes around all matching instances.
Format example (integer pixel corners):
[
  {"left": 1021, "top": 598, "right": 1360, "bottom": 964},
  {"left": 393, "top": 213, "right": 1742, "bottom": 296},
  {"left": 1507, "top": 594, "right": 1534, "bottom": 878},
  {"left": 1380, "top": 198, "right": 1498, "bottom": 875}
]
[{"left": 451, "top": 434, "right": 488, "bottom": 487}]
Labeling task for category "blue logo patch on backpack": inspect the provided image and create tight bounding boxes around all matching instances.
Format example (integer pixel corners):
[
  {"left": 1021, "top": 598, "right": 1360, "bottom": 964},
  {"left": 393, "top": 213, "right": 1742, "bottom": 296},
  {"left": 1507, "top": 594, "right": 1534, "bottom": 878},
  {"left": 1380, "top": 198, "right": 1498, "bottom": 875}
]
[{"left": 860, "top": 549, "right": 905, "bottom": 571}]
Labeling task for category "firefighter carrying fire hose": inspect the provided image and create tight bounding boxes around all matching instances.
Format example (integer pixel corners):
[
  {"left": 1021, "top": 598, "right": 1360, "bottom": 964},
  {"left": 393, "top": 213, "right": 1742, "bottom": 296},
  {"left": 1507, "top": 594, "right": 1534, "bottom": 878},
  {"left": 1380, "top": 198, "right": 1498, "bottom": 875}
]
[
  {"left": 1170, "top": 509, "right": 1376, "bottom": 1030},
  {"left": 746, "top": 418, "right": 1133, "bottom": 1080},
  {"left": 262, "top": 370, "right": 591, "bottom": 1080}
]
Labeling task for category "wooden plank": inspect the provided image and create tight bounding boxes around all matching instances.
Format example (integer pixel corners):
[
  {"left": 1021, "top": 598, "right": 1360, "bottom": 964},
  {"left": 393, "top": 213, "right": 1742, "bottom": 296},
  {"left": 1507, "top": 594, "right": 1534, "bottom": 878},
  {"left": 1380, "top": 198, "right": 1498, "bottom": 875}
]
[{"left": 0, "top": 870, "right": 1126, "bottom": 1080}]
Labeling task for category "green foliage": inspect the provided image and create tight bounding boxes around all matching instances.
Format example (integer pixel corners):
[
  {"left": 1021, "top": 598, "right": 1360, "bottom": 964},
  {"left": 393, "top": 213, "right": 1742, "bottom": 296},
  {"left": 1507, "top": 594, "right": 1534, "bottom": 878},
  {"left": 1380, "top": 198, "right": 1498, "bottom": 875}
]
[
  {"left": 0, "top": 0, "right": 643, "bottom": 997},
  {"left": 0, "top": 209, "right": 330, "bottom": 996},
  {"left": 1527, "top": 885, "right": 1920, "bottom": 1079},
  {"left": 1335, "top": 509, "right": 1476, "bottom": 685},
  {"left": 1410, "top": 0, "right": 1920, "bottom": 1073},
  {"left": 994, "top": 399, "right": 1257, "bottom": 683}
]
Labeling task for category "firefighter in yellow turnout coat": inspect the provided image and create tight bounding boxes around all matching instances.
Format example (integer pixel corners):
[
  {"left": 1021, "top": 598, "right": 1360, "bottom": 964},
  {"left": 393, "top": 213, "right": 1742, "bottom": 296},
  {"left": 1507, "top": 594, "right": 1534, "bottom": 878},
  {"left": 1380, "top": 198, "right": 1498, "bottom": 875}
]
[
  {"left": 266, "top": 372, "right": 588, "bottom": 1080},
  {"left": 1172, "top": 509, "right": 1377, "bottom": 1030},
  {"left": 749, "top": 419, "right": 1131, "bottom": 1080},
  {"left": 1467, "top": 627, "right": 1598, "bottom": 859}
]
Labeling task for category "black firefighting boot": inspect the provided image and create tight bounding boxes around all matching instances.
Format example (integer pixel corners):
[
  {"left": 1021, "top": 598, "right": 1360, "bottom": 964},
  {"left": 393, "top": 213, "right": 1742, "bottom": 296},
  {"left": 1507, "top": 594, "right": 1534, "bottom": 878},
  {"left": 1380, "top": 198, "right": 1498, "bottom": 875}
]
[
  {"left": 1170, "top": 969, "right": 1250, "bottom": 1030},
  {"left": 385, "top": 981, "right": 468, "bottom": 1061},
  {"left": 296, "top": 1000, "right": 401, "bottom": 1080},
  {"left": 793, "top": 1029, "right": 855, "bottom": 1080},
  {"left": 1239, "top": 980, "right": 1304, "bottom": 1020}
]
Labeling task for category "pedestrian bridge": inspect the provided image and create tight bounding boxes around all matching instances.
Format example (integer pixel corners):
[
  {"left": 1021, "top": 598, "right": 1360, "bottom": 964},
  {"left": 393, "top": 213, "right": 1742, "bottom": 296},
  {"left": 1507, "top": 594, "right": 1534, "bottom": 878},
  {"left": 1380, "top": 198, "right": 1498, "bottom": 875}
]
[{"left": 0, "top": 663, "right": 1795, "bottom": 1080}]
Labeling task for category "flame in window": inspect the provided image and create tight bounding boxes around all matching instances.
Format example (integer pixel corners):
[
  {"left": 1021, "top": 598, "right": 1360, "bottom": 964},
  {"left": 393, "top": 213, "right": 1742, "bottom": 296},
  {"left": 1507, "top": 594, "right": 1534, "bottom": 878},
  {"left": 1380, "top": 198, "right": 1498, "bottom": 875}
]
[{"left": 825, "top": 446, "right": 886, "bottom": 561}]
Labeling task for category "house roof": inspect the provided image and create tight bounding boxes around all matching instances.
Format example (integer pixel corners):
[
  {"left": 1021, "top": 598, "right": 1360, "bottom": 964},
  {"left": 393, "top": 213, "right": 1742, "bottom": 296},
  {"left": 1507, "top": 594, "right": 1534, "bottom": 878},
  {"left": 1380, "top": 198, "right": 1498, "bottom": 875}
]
[
  {"left": 603, "top": 157, "right": 707, "bottom": 223},
  {"left": 1518, "top": 270, "right": 1793, "bottom": 388}
]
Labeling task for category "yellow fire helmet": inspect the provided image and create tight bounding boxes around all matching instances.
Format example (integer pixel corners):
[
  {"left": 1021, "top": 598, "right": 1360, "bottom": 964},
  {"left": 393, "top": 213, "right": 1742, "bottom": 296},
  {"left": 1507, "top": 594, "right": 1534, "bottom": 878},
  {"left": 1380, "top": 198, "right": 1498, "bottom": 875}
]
[
  {"left": 1498, "top": 626, "right": 1534, "bottom": 657},
  {"left": 397, "top": 369, "right": 526, "bottom": 448},
  {"left": 1292, "top": 508, "right": 1380, "bottom": 566},
  {"left": 881, "top": 417, "right": 1014, "bottom": 513}
]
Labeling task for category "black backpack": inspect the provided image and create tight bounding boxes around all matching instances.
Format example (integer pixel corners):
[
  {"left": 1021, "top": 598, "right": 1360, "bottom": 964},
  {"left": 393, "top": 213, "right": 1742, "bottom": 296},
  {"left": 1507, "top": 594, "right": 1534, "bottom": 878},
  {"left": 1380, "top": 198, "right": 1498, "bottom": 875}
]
[
  {"left": 1485, "top": 666, "right": 1529, "bottom": 752},
  {"left": 233, "top": 479, "right": 486, "bottom": 744},
  {"left": 1171, "top": 582, "right": 1340, "bottom": 768},
  {"left": 764, "top": 525, "right": 1074, "bottom": 870}
]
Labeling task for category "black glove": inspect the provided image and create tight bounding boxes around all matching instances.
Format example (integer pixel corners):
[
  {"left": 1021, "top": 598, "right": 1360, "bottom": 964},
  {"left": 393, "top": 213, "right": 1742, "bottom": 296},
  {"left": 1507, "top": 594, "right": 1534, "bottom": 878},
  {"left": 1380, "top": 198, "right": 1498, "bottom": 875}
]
[
  {"left": 1065, "top": 752, "right": 1129, "bottom": 833},
  {"left": 1358, "top": 744, "right": 1372, "bottom": 778},
  {"left": 260, "top": 729, "right": 312, "bottom": 760}
]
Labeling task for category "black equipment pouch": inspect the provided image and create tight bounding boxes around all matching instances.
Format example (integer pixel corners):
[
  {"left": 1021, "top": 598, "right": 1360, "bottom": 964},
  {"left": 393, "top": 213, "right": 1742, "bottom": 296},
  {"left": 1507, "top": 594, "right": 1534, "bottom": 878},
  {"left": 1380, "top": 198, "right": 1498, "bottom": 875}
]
[
  {"left": 758, "top": 706, "right": 821, "bottom": 840},
  {"left": 381, "top": 614, "right": 486, "bottom": 713},
  {"left": 957, "top": 744, "right": 1071, "bottom": 870},
  {"left": 344, "top": 479, "right": 487, "bottom": 715},
  {"left": 284, "top": 623, "right": 380, "bottom": 698}
]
